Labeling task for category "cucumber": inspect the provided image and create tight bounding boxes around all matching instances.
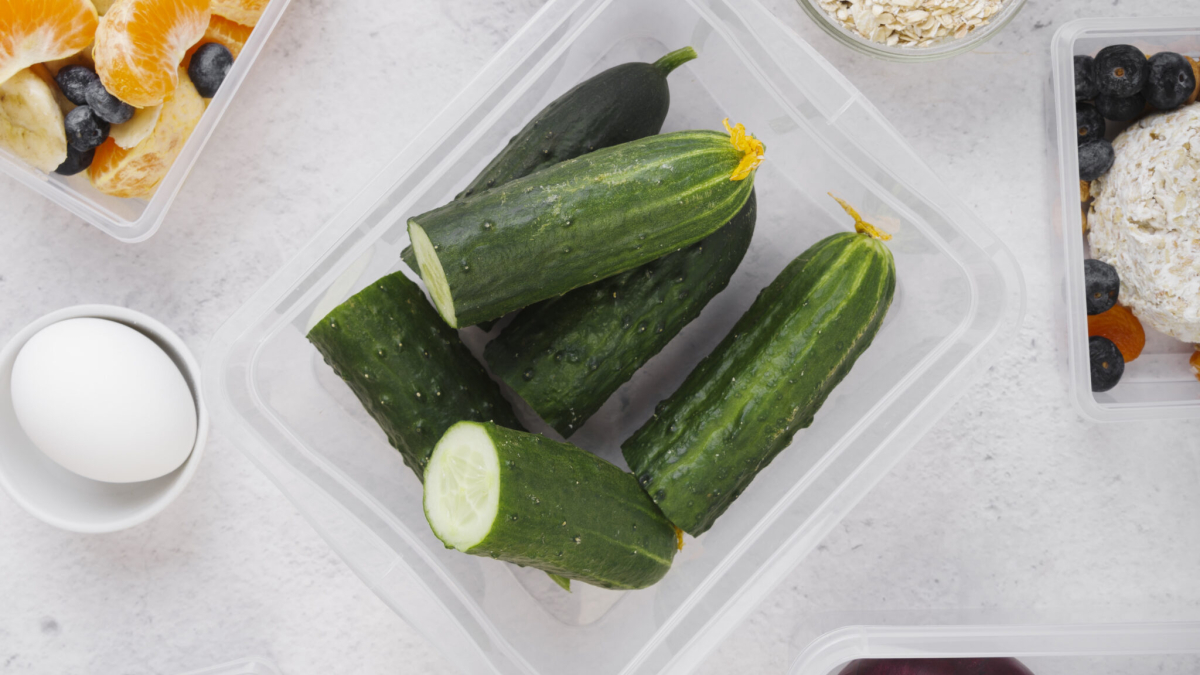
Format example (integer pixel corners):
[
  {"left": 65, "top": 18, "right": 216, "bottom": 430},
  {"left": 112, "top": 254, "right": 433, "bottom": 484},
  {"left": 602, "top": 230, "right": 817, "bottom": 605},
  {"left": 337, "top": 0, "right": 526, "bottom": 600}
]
[
  {"left": 457, "top": 46, "right": 698, "bottom": 199},
  {"left": 621, "top": 212, "right": 895, "bottom": 536},
  {"left": 399, "top": 46, "right": 697, "bottom": 273},
  {"left": 424, "top": 421, "right": 679, "bottom": 590},
  {"left": 485, "top": 190, "right": 757, "bottom": 437},
  {"left": 409, "top": 122, "right": 765, "bottom": 328},
  {"left": 306, "top": 271, "right": 523, "bottom": 480}
]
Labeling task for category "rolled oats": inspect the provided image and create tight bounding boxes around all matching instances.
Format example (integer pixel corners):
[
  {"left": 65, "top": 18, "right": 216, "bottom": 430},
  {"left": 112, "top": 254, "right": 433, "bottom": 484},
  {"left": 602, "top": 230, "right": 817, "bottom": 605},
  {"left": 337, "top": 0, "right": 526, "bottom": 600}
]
[{"left": 816, "top": 0, "right": 1006, "bottom": 48}]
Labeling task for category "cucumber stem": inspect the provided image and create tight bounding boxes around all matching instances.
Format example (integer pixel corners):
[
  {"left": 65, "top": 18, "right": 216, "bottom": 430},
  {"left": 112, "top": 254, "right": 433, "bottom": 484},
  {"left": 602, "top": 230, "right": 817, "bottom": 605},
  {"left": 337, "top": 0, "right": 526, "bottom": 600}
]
[
  {"left": 829, "top": 194, "right": 893, "bottom": 241},
  {"left": 653, "top": 46, "right": 698, "bottom": 76}
]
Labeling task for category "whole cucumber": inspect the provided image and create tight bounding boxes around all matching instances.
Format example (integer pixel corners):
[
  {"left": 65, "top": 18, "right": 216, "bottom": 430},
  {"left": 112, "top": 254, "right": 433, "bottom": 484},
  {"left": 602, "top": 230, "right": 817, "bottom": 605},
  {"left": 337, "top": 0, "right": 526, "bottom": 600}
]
[
  {"left": 486, "top": 191, "right": 757, "bottom": 436},
  {"left": 622, "top": 225, "right": 895, "bottom": 536},
  {"left": 423, "top": 421, "right": 679, "bottom": 590},
  {"left": 409, "top": 124, "right": 765, "bottom": 328},
  {"left": 307, "top": 271, "right": 523, "bottom": 480},
  {"left": 400, "top": 46, "right": 698, "bottom": 273}
]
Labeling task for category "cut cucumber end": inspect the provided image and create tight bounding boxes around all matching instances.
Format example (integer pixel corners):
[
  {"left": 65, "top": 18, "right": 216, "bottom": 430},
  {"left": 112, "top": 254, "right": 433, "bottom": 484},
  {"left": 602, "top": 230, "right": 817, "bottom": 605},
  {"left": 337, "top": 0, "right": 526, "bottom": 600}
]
[
  {"left": 409, "top": 221, "right": 458, "bottom": 328},
  {"left": 424, "top": 421, "right": 500, "bottom": 551}
]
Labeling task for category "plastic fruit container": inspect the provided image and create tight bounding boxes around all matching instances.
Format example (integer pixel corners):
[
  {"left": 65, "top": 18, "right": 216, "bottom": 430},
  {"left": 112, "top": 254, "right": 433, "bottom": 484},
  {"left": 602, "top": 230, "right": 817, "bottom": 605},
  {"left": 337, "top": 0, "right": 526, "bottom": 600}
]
[
  {"left": 1052, "top": 18, "right": 1200, "bottom": 421},
  {"left": 795, "top": 0, "right": 1028, "bottom": 62},
  {"left": 0, "top": 0, "right": 293, "bottom": 243},
  {"left": 206, "top": 0, "right": 1024, "bottom": 673}
]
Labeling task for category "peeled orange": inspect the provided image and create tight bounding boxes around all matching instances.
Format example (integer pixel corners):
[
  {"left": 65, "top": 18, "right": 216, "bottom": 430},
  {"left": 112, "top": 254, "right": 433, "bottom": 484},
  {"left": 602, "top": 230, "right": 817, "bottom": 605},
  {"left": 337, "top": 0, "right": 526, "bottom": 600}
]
[
  {"left": 89, "top": 66, "right": 203, "bottom": 197},
  {"left": 186, "top": 14, "right": 252, "bottom": 63},
  {"left": 93, "top": 0, "right": 209, "bottom": 108},
  {"left": 210, "top": 0, "right": 267, "bottom": 27},
  {"left": 0, "top": 0, "right": 98, "bottom": 86}
]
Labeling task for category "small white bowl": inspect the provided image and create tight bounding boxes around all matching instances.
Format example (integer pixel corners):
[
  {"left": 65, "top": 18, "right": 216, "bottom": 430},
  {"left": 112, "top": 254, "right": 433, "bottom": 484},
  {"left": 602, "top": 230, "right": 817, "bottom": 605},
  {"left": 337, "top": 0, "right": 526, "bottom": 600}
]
[{"left": 0, "top": 305, "right": 208, "bottom": 533}]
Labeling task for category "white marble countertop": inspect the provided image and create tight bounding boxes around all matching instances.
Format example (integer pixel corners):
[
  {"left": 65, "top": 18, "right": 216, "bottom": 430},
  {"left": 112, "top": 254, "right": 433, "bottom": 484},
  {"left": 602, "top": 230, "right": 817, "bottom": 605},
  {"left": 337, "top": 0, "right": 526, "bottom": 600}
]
[{"left": 1, "top": 1, "right": 1198, "bottom": 674}]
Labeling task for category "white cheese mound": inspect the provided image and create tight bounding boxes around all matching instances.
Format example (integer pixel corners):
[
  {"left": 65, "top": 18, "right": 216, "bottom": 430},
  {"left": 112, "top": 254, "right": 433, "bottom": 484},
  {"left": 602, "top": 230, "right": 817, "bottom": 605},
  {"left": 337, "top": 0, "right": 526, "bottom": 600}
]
[{"left": 1089, "top": 103, "right": 1200, "bottom": 343}]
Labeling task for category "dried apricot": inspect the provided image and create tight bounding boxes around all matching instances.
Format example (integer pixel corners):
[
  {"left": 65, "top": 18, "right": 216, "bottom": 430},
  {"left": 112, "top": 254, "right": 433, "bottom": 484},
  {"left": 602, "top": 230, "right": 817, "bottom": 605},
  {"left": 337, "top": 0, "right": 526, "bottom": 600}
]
[
  {"left": 1088, "top": 303, "right": 1145, "bottom": 362},
  {"left": 1190, "top": 348, "right": 1200, "bottom": 382}
]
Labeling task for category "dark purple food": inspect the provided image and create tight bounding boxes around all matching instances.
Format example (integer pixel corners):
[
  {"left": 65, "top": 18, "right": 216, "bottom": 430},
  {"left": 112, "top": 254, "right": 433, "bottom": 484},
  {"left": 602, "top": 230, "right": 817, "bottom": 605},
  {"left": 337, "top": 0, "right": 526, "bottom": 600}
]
[
  {"left": 1090, "top": 336, "right": 1125, "bottom": 392},
  {"left": 1146, "top": 51, "right": 1196, "bottom": 110},
  {"left": 1095, "top": 91, "right": 1145, "bottom": 122},
  {"left": 1094, "top": 44, "right": 1149, "bottom": 97},
  {"left": 1076, "top": 102, "right": 1105, "bottom": 144},
  {"left": 837, "top": 658, "right": 1035, "bottom": 675},
  {"left": 1074, "top": 54, "right": 1099, "bottom": 100}
]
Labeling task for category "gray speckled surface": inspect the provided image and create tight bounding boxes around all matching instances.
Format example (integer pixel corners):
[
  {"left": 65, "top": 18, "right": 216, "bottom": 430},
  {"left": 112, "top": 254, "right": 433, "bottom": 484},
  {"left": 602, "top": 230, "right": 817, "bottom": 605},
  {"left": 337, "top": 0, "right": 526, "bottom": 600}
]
[{"left": 0, "top": 1, "right": 1198, "bottom": 674}]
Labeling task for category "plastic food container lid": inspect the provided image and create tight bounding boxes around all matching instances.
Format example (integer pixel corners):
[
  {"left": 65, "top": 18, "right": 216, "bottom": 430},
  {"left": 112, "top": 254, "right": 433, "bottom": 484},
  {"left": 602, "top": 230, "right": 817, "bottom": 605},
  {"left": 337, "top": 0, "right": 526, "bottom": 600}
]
[{"left": 206, "top": 0, "right": 1024, "bottom": 674}]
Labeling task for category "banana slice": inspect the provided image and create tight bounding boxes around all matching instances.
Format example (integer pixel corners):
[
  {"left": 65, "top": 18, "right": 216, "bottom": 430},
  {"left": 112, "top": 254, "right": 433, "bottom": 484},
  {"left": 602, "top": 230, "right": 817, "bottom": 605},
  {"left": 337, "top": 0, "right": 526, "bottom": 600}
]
[
  {"left": 110, "top": 104, "right": 161, "bottom": 149},
  {"left": 0, "top": 68, "right": 69, "bottom": 173}
]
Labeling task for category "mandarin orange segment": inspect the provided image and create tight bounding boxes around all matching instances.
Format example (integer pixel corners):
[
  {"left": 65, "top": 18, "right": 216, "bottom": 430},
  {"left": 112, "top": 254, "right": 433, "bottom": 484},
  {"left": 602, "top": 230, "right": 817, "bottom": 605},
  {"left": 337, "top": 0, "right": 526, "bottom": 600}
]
[
  {"left": 185, "top": 14, "right": 252, "bottom": 65},
  {"left": 0, "top": 0, "right": 98, "bottom": 86},
  {"left": 93, "top": 0, "right": 209, "bottom": 107},
  {"left": 88, "top": 66, "right": 203, "bottom": 197},
  {"left": 210, "top": 0, "right": 267, "bottom": 27},
  {"left": 201, "top": 14, "right": 252, "bottom": 59},
  {"left": 1088, "top": 304, "right": 1146, "bottom": 363}
]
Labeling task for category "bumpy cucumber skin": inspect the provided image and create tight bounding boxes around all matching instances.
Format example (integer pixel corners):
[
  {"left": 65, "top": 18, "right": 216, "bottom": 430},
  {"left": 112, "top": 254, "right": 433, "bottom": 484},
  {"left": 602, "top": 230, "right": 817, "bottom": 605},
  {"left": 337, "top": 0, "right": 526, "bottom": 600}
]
[
  {"left": 307, "top": 271, "right": 523, "bottom": 480},
  {"left": 409, "top": 130, "right": 756, "bottom": 328},
  {"left": 442, "top": 422, "right": 678, "bottom": 590},
  {"left": 622, "top": 232, "right": 896, "bottom": 536},
  {"left": 485, "top": 191, "right": 757, "bottom": 437},
  {"left": 400, "top": 47, "right": 697, "bottom": 273}
]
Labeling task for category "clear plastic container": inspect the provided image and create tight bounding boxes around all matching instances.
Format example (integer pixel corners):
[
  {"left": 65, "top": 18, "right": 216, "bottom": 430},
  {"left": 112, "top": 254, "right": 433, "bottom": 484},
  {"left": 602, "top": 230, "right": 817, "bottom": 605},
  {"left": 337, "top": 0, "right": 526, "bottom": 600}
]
[
  {"left": 179, "top": 658, "right": 279, "bottom": 675},
  {"left": 792, "top": 624, "right": 1200, "bottom": 675},
  {"left": 1051, "top": 18, "right": 1200, "bottom": 421},
  {"left": 206, "top": 0, "right": 1024, "bottom": 673},
  {"left": 795, "top": 0, "right": 1028, "bottom": 62},
  {"left": 0, "top": 0, "right": 294, "bottom": 243}
]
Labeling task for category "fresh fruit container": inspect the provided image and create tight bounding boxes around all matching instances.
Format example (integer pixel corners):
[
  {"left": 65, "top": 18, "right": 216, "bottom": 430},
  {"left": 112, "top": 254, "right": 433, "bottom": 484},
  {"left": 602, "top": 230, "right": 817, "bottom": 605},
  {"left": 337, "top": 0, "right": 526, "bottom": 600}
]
[
  {"left": 795, "top": 0, "right": 1028, "bottom": 62},
  {"left": 0, "top": 0, "right": 292, "bottom": 243},
  {"left": 1052, "top": 18, "right": 1200, "bottom": 421},
  {"left": 206, "top": 0, "right": 1024, "bottom": 674}
]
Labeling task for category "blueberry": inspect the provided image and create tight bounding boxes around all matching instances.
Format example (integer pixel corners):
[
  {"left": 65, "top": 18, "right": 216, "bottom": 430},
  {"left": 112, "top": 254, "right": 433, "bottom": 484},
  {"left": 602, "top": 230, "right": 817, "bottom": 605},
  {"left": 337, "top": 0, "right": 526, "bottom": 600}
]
[
  {"left": 64, "top": 105, "right": 110, "bottom": 152},
  {"left": 83, "top": 78, "right": 134, "bottom": 124},
  {"left": 54, "top": 146, "right": 95, "bottom": 175},
  {"left": 1075, "top": 55, "right": 1099, "bottom": 100},
  {"left": 1078, "top": 139, "right": 1115, "bottom": 181},
  {"left": 1145, "top": 51, "right": 1196, "bottom": 110},
  {"left": 1095, "top": 44, "right": 1149, "bottom": 97},
  {"left": 188, "top": 43, "right": 233, "bottom": 98},
  {"left": 1095, "top": 91, "right": 1145, "bottom": 122},
  {"left": 1076, "top": 103, "right": 1105, "bottom": 144},
  {"left": 1084, "top": 258, "right": 1120, "bottom": 315},
  {"left": 1089, "top": 336, "right": 1124, "bottom": 393},
  {"left": 54, "top": 65, "right": 98, "bottom": 106}
]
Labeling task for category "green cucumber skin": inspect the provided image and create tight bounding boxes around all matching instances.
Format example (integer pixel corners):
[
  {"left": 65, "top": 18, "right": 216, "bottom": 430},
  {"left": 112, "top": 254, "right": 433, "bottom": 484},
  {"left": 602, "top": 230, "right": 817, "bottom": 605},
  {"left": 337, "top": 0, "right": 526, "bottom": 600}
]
[
  {"left": 456, "top": 49, "right": 695, "bottom": 200},
  {"left": 485, "top": 190, "right": 757, "bottom": 437},
  {"left": 409, "top": 130, "right": 755, "bottom": 328},
  {"left": 306, "top": 271, "right": 523, "bottom": 480},
  {"left": 449, "top": 422, "right": 678, "bottom": 590},
  {"left": 400, "top": 47, "right": 697, "bottom": 272},
  {"left": 621, "top": 232, "right": 896, "bottom": 536}
]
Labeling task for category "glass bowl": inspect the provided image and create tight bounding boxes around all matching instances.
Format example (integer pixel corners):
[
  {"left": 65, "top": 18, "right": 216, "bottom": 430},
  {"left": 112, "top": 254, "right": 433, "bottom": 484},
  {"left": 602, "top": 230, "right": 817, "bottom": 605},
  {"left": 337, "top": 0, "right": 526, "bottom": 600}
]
[{"left": 797, "top": 0, "right": 1029, "bottom": 61}]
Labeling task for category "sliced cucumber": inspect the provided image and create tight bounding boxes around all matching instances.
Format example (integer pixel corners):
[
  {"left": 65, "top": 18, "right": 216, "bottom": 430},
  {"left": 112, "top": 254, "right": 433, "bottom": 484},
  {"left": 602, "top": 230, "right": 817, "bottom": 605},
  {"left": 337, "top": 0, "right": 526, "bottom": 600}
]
[{"left": 424, "top": 421, "right": 678, "bottom": 590}]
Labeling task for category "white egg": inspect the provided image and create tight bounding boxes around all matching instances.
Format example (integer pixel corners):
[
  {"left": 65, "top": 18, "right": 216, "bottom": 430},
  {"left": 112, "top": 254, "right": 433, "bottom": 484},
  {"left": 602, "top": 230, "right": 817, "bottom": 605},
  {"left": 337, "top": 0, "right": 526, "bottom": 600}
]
[{"left": 10, "top": 318, "right": 197, "bottom": 484}]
